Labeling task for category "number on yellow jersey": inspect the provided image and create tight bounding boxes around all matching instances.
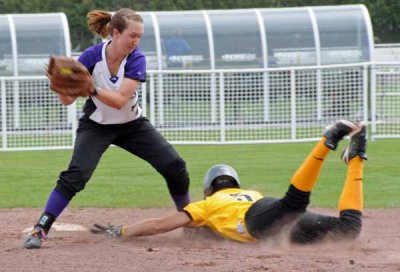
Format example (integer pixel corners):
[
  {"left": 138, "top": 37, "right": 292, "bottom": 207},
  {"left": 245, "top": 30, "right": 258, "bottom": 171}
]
[{"left": 229, "top": 193, "right": 254, "bottom": 202}]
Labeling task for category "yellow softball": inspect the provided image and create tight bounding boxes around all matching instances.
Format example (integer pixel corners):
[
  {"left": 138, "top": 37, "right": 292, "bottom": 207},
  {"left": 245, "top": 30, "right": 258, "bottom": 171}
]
[{"left": 59, "top": 67, "right": 73, "bottom": 75}]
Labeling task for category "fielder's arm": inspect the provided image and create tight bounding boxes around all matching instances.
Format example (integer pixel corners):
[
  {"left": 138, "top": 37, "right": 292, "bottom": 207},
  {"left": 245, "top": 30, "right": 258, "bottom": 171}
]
[
  {"left": 58, "top": 94, "right": 77, "bottom": 106},
  {"left": 123, "top": 211, "right": 192, "bottom": 237},
  {"left": 94, "top": 78, "right": 139, "bottom": 110}
]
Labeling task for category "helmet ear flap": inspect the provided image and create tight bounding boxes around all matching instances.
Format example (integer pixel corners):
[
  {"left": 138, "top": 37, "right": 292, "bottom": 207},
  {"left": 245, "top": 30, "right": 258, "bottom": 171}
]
[{"left": 204, "top": 186, "right": 214, "bottom": 197}]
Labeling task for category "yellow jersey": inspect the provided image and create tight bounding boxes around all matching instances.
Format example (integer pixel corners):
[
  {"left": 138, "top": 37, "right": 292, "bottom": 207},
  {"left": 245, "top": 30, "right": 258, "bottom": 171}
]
[{"left": 183, "top": 188, "right": 263, "bottom": 243}]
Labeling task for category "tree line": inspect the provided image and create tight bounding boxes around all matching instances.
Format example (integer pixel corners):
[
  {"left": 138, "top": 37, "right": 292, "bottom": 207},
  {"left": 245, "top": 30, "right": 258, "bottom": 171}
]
[{"left": 1, "top": 0, "right": 399, "bottom": 50}]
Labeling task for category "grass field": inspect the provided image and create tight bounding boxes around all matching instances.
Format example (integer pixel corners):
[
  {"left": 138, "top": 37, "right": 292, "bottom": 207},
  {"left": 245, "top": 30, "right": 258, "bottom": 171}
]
[{"left": 0, "top": 139, "right": 398, "bottom": 209}]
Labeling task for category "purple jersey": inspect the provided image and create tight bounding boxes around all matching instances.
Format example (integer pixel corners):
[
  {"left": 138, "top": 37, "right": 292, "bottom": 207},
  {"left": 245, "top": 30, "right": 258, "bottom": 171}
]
[{"left": 78, "top": 41, "right": 146, "bottom": 124}]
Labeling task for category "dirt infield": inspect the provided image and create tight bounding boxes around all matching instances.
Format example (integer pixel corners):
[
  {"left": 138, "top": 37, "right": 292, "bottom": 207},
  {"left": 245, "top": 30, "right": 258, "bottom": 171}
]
[{"left": 1, "top": 208, "right": 399, "bottom": 272}]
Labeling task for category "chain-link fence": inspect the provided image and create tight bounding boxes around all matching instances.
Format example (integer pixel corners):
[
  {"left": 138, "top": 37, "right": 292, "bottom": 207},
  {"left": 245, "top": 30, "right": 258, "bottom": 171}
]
[{"left": 0, "top": 62, "right": 398, "bottom": 151}]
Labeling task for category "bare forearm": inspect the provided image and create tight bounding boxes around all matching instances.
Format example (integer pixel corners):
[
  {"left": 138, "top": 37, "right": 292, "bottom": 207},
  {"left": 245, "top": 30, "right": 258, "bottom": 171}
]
[
  {"left": 123, "top": 218, "right": 177, "bottom": 237},
  {"left": 122, "top": 212, "right": 192, "bottom": 238},
  {"left": 58, "top": 94, "right": 77, "bottom": 106},
  {"left": 95, "top": 88, "right": 129, "bottom": 109},
  {"left": 93, "top": 78, "right": 139, "bottom": 109}
]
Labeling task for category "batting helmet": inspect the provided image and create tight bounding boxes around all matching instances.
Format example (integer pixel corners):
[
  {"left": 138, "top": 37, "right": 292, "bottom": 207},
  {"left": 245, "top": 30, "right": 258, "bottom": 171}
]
[{"left": 203, "top": 164, "right": 240, "bottom": 192}]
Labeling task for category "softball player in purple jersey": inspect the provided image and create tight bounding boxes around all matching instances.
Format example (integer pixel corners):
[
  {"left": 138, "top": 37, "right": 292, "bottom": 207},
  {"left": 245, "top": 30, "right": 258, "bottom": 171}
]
[{"left": 24, "top": 8, "right": 191, "bottom": 249}]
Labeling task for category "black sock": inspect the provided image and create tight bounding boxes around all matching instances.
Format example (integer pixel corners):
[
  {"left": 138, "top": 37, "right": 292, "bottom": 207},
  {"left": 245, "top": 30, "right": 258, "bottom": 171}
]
[{"left": 35, "top": 212, "right": 56, "bottom": 234}]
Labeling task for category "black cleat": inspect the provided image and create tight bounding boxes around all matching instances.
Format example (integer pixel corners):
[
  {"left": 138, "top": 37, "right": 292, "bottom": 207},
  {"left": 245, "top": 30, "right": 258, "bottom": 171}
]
[
  {"left": 323, "top": 120, "right": 362, "bottom": 150},
  {"left": 341, "top": 124, "right": 368, "bottom": 164}
]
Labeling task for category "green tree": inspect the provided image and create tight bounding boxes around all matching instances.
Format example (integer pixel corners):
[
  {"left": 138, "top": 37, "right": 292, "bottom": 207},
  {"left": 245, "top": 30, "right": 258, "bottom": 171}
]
[
  {"left": 362, "top": 0, "right": 400, "bottom": 43},
  {"left": 0, "top": 0, "right": 398, "bottom": 48}
]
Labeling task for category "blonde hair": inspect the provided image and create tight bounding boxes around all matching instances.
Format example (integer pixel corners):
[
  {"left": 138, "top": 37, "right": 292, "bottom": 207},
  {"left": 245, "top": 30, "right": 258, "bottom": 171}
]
[{"left": 87, "top": 8, "right": 143, "bottom": 38}]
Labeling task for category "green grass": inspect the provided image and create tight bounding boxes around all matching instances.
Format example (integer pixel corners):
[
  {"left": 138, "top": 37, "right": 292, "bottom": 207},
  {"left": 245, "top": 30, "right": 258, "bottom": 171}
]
[{"left": 0, "top": 139, "right": 398, "bottom": 209}]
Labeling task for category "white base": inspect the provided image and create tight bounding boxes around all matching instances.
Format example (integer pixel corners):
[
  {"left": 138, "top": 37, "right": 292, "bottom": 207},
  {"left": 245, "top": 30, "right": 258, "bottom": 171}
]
[{"left": 21, "top": 222, "right": 88, "bottom": 238}]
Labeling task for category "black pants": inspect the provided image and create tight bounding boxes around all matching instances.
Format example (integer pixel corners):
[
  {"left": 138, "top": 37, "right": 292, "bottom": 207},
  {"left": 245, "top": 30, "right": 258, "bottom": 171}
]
[
  {"left": 55, "top": 116, "right": 189, "bottom": 199},
  {"left": 245, "top": 185, "right": 362, "bottom": 244}
]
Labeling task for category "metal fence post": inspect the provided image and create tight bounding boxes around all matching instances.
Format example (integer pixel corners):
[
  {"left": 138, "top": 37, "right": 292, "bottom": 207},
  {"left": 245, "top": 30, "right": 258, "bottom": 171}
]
[
  {"left": 290, "top": 69, "right": 296, "bottom": 140},
  {"left": 1, "top": 78, "right": 7, "bottom": 150},
  {"left": 219, "top": 71, "right": 225, "bottom": 142}
]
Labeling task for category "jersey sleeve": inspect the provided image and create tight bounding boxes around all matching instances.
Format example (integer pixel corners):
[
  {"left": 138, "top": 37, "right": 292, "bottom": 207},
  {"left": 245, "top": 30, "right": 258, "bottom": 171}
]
[
  {"left": 183, "top": 200, "right": 207, "bottom": 227},
  {"left": 125, "top": 49, "right": 146, "bottom": 82},
  {"left": 78, "top": 44, "right": 103, "bottom": 75}
]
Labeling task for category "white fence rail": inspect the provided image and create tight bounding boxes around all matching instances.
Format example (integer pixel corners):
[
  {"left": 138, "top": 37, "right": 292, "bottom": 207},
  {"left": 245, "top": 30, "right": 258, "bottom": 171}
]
[
  {"left": 0, "top": 62, "right": 399, "bottom": 151},
  {"left": 370, "top": 63, "right": 400, "bottom": 140}
]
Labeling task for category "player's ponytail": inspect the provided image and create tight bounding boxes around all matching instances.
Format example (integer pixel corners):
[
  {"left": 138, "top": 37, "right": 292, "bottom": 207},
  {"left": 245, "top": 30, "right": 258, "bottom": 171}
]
[
  {"left": 87, "top": 8, "right": 143, "bottom": 39},
  {"left": 87, "top": 10, "right": 112, "bottom": 38}
]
